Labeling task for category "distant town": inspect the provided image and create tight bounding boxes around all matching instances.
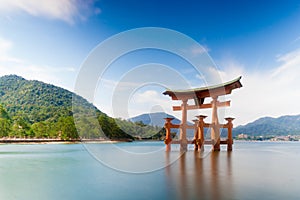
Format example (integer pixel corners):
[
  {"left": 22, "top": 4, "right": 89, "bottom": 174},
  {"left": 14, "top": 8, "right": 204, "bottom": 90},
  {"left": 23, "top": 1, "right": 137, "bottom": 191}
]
[{"left": 235, "top": 134, "right": 300, "bottom": 141}]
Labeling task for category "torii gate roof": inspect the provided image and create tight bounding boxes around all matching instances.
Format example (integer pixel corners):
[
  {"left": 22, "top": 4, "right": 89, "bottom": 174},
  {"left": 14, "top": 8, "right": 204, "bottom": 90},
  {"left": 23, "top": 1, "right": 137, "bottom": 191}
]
[{"left": 163, "top": 76, "right": 242, "bottom": 101}]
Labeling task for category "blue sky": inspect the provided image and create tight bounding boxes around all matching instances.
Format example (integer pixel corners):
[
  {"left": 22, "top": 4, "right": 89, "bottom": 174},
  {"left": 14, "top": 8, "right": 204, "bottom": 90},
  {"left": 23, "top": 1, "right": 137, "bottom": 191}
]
[{"left": 0, "top": 0, "right": 300, "bottom": 125}]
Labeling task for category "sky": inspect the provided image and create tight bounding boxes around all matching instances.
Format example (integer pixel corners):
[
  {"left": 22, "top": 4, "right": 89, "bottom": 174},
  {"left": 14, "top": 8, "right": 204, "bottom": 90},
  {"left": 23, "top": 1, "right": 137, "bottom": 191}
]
[{"left": 0, "top": 0, "right": 300, "bottom": 126}]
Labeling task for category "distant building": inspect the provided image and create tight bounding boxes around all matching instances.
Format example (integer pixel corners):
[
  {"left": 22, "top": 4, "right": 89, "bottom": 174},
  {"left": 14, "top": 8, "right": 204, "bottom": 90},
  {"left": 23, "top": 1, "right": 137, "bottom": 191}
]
[{"left": 237, "top": 133, "right": 249, "bottom": 139}]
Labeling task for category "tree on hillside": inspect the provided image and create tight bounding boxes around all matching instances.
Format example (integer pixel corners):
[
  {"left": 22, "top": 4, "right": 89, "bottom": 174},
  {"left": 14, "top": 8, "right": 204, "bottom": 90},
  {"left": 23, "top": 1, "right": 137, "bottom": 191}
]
[
  {"left": 0, "top": 104, "right": 10, "bottom": 120},
  {"left": 31, "top": 121, "right": 50, "bottom": 138},
  {"left": 0, "top": 105, "right": 11, "bottom": 137},
  {"left": 0, "top": 118, "right": 11, "bottom": 137},
  {"left": 11, "top": 114, "right": 32, "bottom": 138},
  {"left": 56, "top": 116, "right": 78, "bottom": 140}
]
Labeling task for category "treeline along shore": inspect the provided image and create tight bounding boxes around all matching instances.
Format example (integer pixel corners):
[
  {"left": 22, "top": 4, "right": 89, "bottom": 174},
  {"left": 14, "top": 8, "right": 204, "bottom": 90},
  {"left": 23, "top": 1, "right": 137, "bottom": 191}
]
[
  {"left": 0, "top": 138, "right": 133, "bottom": 144},
  {"left": 0, "top": 138, "right": 80, "bottom": 144}
]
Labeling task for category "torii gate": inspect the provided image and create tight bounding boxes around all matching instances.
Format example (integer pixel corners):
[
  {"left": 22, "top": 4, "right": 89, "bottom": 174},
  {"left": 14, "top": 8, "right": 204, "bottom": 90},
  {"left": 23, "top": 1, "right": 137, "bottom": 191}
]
[{"left": 163, "top": 76, "right": 242, "bottom": 151}]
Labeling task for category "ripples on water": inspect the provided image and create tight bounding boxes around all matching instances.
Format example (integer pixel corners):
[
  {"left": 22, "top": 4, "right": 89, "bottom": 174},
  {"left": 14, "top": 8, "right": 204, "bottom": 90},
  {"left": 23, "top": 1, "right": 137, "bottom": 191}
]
[{"left": 0, "top": 141, "right": 299, "bottom": 200}]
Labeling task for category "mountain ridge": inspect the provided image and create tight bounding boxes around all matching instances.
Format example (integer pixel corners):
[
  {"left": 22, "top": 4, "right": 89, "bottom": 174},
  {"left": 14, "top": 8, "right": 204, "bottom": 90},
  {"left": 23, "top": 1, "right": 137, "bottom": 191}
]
[
  {"left": 130, "top": 111, "right": 300, "bottom": 137},
  {"left": 129, "top": 112, "right": 182, "bottom": 127},
  {"left": 233, "top": 114, "right": 300, "bottom": 136}
]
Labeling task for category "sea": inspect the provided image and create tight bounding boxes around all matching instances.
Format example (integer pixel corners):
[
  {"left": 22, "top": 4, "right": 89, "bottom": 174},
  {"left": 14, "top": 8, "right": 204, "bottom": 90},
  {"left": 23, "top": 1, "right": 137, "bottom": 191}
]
[{"left": 0, "top": 141, "right": 299, "bottom": 200}]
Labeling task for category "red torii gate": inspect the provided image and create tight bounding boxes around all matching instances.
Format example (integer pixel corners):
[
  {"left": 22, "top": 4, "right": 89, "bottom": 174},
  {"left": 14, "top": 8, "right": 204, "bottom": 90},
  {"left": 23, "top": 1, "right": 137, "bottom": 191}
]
[{"left": 163, "top": 76, "right": 242, "bottom": 151}]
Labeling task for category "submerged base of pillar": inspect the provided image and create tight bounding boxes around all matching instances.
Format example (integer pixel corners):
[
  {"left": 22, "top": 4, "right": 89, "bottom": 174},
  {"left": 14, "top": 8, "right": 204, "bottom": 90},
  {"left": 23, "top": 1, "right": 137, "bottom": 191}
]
[
  {"left": 193, "top": 140, "right": 199, "bottom": 151},
  {"left": 212, "top": 139, "right": 220, "bottom": 151},
  {"left": 198, "top": 139, "right": 204, "bottom": 152},
  {"left": 180, "top": 139, "right": 188, "bottom": 152},
  {"left": 165, "top": 139, "right": 233, "bottom": 151},
  {"left": 213, "top": 147, "right": 221, "bottom": 151},
  {"left": 199, "top": 145, "right": 204, "bottom": 152},
  {"left": 166, "top": 144, "right": 171, "bottom": 151},
  {"left": 194, "top": 144, "right": 198, "bottom": 151},
  {"left": 227, "top": 145, "right": 232, "bottom": 151},
  {"left": 227, "top": 139, "right": 233, "bottom": 151}
]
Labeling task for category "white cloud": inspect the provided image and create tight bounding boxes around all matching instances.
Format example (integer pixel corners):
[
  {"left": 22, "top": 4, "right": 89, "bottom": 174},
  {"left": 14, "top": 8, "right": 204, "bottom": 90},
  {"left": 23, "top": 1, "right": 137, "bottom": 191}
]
[
  {"left": 0, "top": 36, "right": 76, "bottom": 90},
  {"left": 182, "top": 45, "right": 210, "bottom": 57},
  {"left": 135, "top": 90, "right": 162, "bottom": 104},
  {"left": 94, "top": 80, "right": 176, "bottom": 120},
  {"left": 191, "top": 45, "right": 209, "bottom": 56},
  {"left": 0, "top": 0, "right": 96, "bottom": 24},
  {"left": 128, "top": 89, "right": 174, "bottom": 118},
  {"left": 0, "top": 36, "right": 12, "bottom": 51},
  {"left": 293, "top": 36, "right": 300, "bottom": 43},
  {"left": 217, "top": 48, "right": 300, "bottom": 126},
  {"left": 195, "top": 72, "right": 205, "bottom": 78},
  {"left": 0, "top": 37, "right": 24, "bottom": 63}
]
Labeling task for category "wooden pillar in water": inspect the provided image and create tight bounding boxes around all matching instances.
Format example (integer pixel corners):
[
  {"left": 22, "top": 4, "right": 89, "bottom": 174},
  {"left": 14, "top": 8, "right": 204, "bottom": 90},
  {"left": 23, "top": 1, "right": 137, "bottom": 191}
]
[
  {"left": 180, "top": 99, "right": 188, "bottom": 151},
  {"left": 192, "top": 119, "right": 199, "bottom": 151},
  {"left": 225, "top": 117, "right": 234, "bottom": 151},
  {"left": 196, "top": 115, "right": 207, "bottom": 152},
  {"left": 164, "top": 117, "right": 173, "bottom": 151},
  {"left": 211, "top": 96, "right": 220, "bottom": 151}
]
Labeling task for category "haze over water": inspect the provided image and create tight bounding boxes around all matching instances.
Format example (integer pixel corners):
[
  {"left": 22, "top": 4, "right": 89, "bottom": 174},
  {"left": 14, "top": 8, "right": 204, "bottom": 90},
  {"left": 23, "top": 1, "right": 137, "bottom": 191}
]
[{"left": 0, "top": 141, "right": 299, "bottom": 200}]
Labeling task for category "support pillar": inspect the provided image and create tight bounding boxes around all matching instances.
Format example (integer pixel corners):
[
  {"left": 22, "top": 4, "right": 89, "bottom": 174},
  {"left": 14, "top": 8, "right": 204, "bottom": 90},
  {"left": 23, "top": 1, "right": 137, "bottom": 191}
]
[
  {"left": 164, "top": 117, "right": 173, "bottom": 151},
  {"left": 211, "top": 96, "right": 220, "bottom": 151},
  {"left": 225, "top": 117, "right": 234, "bottom": 151},
  {"left": 192, "top": 119, "right": 199, "bottom": 151},
  {"left": 180, "top": 99, "right": 188, "bottom": 151},
  {"left": 196, "top": 115, "right": 207, "bottom": 152}
]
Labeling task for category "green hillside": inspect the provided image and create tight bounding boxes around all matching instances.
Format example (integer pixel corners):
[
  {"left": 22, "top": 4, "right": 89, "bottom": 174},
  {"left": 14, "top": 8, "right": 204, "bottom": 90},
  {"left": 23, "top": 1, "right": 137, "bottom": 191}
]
[
  {"left": 233, "top": 115, "right": 300, "bottom": 137},
  {"left": 0, "top": 75, "right": 135, "bottom": 140}
]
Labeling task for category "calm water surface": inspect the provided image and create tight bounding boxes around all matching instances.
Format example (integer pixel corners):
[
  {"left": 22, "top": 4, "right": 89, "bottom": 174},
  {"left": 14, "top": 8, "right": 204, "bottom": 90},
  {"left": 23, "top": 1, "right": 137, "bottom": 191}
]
[{"left": 0, "top": 141, "right": 299, "bottom": 200}]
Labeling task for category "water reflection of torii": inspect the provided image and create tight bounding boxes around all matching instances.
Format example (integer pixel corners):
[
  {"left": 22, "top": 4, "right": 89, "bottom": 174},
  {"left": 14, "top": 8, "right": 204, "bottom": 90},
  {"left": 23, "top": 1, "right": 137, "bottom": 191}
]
[{"left": 163, "top": 76, "right": 242, "bottom": 151}]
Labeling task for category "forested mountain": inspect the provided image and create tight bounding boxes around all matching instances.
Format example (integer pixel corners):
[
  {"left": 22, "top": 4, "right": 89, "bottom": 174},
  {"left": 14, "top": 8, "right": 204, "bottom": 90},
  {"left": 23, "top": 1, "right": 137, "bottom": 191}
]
[
  {"left": 233, "top": 115, "right": 300, "bottom": 136},
  {"left": 0, "top": 75, "right": 98, "bottom": 123},
  {"left": 0, "top": 75, "right": 151, "bottom": 140}
]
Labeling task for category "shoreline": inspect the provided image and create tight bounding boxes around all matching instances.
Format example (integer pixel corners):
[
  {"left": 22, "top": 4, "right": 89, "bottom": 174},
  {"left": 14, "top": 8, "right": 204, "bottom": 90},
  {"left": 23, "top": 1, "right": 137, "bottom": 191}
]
[{"left": 0, "top": 138, "right": 133, "bottom": 144}]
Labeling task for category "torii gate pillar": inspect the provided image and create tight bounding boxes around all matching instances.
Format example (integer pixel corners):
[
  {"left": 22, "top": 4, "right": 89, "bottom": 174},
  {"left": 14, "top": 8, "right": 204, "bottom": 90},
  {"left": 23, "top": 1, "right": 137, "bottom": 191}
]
[
  {"left": 180, "top": 99, "right": 188, "bottom": 152},
  {"left": 211, "top": 96, "right": 220, "bottom": 151}
]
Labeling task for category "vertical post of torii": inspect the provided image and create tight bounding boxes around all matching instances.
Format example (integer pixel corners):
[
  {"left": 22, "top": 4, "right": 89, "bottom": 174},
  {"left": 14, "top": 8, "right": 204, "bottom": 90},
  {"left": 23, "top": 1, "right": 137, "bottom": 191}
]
[
  {"left": 164, "top": 117, "right": 174, "bottom": 151},
  {"left": 225, "top": 117, "right": 234, "bottom": 151},
  {"left": 192, "top": 119, "right": 199, "bottom": 151},
  {"left": 180, "top": 99, "right": 188, "bottom": 151},
  {"left": 211, "top": 96, "right": 220, "bottom": 151},
  {"left": 196, "top": 115, "right": 207, "bottom": 152}
]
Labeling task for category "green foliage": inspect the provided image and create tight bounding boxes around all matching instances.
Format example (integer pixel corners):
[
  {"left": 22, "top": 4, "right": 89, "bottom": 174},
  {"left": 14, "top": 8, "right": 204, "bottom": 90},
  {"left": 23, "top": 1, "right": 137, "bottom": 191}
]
[
  {"left": 75, "top": 116, "right": 101, "bottom": 139},
  {"left": 0, "top": 104, "right": 10, "bottom": 120},
  {"left": 56, "top": 116, "right": 78, "bottom": 140},
  {"left": 0, "top": 104, "right": 11, "bottom": 137},
  {"left": 98, "top": 114, "right": 133, "bottom": 140},
  {"left": 0, "top": 75, "right": 164, "bottom": 140},
  {"left": 31, "top": 121, "right": 51, "bottom": 138},
  {"left": 0, "top": 118, "right": 11, "bottom": 137}
]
